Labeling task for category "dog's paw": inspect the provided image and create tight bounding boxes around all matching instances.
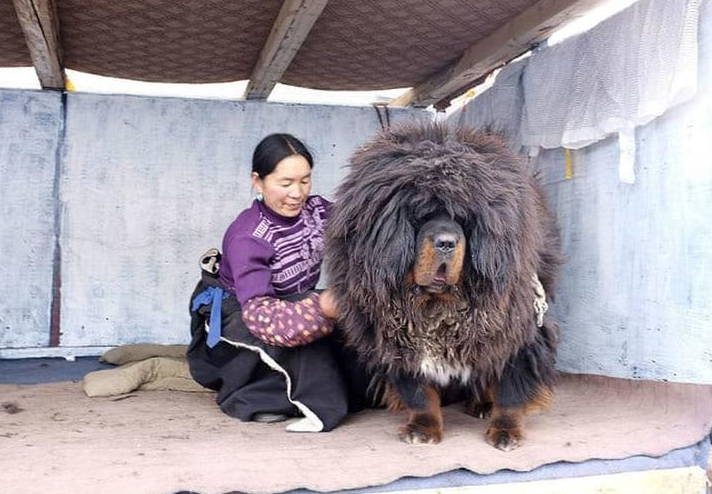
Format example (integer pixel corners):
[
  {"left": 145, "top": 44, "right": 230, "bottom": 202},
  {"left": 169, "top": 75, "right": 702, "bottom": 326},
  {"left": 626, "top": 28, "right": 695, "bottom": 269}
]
[
  {"left": 485, "top": 426, "right": 523, "bottom": 451},
  {"left": 398, "top": 423, "right": 442, "bottom": 444},
  {"left": 467, "top": 401, "right": 493, "bottom": 419}
]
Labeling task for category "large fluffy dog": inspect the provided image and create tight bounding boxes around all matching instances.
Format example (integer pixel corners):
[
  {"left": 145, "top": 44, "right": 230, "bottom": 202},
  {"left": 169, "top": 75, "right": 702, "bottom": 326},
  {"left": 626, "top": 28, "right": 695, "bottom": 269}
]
[{"left": 325, "top": 122, "right": 563, "bottom": 450}]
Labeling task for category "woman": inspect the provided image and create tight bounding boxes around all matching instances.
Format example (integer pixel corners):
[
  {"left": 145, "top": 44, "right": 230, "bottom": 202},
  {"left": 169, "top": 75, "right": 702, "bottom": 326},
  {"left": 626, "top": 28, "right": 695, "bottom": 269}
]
[
  {"left": 187, "top": 134, "right": 367, "bottom": 432},
  {"left": 219, "top": 133, "right": 337, "bottom": 345}
]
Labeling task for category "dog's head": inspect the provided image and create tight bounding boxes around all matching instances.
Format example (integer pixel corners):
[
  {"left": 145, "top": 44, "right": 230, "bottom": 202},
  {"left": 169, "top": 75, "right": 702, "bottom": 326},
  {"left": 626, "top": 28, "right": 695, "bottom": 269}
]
[
  {"left": 411, "top": 214, "right": 465, "bottom": 296},
  {"left": 326, "top": 122, "right": 537, "bottom": 315}
]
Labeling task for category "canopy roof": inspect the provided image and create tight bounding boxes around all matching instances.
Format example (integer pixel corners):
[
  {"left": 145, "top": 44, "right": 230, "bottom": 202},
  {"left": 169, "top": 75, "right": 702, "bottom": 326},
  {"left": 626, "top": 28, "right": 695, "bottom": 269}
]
[{"left": 2, "top": 0, "right": 607, "bottom": 108}]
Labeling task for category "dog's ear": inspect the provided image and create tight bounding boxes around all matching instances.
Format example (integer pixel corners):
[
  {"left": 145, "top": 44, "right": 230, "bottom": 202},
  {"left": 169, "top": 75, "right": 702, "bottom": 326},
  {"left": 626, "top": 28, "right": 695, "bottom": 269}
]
[
  {"left": 325, "top": 195, "right": 415, "bottom": 308},
  {"left": 362, "top": 202, "right": 415, "bottom": 301},
  {"left": 467, "top": 209, "right": 521, "bottom": 297}
]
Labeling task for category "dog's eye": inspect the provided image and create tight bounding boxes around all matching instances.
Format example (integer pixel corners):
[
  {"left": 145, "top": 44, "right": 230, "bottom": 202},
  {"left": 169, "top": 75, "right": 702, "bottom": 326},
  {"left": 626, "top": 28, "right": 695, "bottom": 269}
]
[{"left": 417, "top": 211, "right": 445, "bottom": 225}]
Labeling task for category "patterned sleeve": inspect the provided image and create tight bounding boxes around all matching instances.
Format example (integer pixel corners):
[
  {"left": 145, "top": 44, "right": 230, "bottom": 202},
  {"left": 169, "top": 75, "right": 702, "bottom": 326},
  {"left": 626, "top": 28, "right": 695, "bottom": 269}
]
[{"left": 242, "top": 293, "right": 334, "bottom": 347}]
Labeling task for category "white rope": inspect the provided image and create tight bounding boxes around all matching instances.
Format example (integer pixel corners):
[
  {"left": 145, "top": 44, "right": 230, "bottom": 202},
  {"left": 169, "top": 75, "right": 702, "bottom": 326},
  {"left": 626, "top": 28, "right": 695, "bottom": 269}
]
[{"left": 531, "top": 273, "right": 548, "bottom": 327}]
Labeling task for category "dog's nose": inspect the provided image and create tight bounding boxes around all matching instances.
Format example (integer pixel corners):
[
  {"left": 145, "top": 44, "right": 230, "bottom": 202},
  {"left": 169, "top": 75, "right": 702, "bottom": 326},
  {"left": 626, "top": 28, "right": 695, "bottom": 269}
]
[{"left": 434, "top": 234, "right": 457, "bottom": 253}]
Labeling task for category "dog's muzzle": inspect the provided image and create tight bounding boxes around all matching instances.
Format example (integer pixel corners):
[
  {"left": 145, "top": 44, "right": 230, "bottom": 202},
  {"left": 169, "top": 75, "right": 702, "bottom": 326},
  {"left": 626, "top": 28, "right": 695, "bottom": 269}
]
[{"left": 413, "top": 216, "right": 466, "bottom": 293}]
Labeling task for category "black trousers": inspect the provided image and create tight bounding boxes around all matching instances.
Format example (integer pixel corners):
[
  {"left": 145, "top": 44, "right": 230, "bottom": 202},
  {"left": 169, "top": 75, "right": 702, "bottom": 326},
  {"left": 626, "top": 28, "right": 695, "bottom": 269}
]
[{"left": 187, "top": 275, "right": 376, "bottom": 432}]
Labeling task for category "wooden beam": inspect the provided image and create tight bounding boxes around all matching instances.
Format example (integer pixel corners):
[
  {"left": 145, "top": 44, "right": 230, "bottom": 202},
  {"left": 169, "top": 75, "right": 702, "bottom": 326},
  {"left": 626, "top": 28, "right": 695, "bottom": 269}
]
[
  {"left": 244, "top": 0, "right": 328, "bottom": 100},
  {"left": 433, "top": 74, "right": 488, "bottom": 111},
  {"left": 390, "top": 0, "right": 609, "bottom": 108},
  {"left": 12, "top": 0, "right": 64, "bottom": 89}
]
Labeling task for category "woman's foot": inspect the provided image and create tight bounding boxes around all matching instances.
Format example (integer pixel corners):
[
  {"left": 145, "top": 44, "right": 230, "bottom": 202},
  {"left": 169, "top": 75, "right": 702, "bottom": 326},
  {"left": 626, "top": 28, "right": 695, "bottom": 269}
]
[{"left": 253, "top": 412, "right": 288, "bottom": 423}]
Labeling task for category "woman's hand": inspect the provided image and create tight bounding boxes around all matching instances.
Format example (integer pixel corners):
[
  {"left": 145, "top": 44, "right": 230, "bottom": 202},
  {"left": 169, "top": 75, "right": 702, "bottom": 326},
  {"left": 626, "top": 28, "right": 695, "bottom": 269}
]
[{"left": 319, "top": 289, "right": 339, "bottom": 319}]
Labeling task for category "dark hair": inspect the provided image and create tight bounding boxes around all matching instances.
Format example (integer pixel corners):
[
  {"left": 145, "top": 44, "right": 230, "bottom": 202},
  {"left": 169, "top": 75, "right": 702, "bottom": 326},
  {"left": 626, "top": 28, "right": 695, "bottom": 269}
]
[{"left": 252, "top": 133, "right": 314, "bottom": 178}]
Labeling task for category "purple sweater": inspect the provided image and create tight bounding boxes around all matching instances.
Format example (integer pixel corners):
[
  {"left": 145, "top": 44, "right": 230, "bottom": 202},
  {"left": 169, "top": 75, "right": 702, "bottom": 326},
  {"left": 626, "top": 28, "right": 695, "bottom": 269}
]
[{"left": 219, "top": 196, "right": 333, "bottom": 346}]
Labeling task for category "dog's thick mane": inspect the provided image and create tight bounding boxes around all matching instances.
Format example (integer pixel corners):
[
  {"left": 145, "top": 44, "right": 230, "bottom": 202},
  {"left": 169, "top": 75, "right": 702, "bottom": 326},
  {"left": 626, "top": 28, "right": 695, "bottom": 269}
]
[{"left": 325, "top": 122, "right": 562, "bottom": 387}]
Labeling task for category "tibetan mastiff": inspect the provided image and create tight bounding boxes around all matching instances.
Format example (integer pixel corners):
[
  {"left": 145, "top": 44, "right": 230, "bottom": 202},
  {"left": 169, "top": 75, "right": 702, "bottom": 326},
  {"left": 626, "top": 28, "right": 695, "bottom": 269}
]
[{"left": 325, "top": 122, "right": 563, "bottom": 450}]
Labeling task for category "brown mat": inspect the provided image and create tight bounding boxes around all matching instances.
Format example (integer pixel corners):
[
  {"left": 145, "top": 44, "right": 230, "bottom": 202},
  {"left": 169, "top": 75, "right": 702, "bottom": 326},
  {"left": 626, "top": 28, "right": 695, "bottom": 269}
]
[{"left": 1, "top": 374, "right": 711, "bottom": 494}]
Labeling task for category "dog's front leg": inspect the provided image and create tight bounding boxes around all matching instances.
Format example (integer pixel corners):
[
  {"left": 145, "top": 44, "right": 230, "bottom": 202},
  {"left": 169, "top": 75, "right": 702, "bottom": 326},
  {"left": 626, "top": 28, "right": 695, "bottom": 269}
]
[
  {"left": 485, "top": 340, "right": 555, "bottom": 451},
  {"left": 385, "top": 374, "right": 443, "bottom": 444},
  {"left": 465, "top": 383, "right": 494, "bottom": 419},
  {"left": 485, "top": 402, "right": 526, "bottom": 451},
  {"left": 485, "top": 386, "right": 552, "bottom": 451}
]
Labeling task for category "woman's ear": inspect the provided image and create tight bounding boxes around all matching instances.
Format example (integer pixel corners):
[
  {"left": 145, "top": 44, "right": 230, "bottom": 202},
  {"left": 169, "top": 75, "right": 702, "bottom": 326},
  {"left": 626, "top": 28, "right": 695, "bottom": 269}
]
[{"left": 251, "top": 172, "right": 262, "bottom": 194}]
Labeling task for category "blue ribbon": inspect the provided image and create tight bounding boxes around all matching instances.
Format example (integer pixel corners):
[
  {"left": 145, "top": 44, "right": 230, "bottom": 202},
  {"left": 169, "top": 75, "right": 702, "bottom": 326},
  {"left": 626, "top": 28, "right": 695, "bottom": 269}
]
[{"left": 192, "top": 286, "right": 229, "bottom": 348}]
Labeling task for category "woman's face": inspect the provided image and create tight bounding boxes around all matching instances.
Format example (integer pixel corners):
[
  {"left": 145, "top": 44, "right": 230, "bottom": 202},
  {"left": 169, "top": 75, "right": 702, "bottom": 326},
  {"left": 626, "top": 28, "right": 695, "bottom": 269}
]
[{"left": 253, "top": 155, "right": 312, "bottom": 217}]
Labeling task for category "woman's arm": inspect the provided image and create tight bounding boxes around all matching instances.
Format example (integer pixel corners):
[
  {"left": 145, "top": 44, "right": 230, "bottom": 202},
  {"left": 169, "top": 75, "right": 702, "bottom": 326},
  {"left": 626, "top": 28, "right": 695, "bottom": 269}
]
[
  {"left": 224, "top": 200, "right": 337, "bottom": 347},
  {"left": 242, "top": 293, "right": 333, "bottom": 347}
]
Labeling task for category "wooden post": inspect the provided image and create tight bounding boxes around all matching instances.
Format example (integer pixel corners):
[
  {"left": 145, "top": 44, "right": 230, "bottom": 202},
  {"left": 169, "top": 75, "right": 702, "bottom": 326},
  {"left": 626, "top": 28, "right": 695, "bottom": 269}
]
[{"left": 12, "top": 0, "right": 65, "bottom": 89}]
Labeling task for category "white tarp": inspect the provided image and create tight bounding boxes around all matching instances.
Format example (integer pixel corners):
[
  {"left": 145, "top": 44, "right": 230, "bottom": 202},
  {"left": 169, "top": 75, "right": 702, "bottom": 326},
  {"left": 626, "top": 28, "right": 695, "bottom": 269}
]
[
  {"left": 455, "top": 60, "right": 526, "bottom": 152},
  {"left": 452, "top": 0, "right": 701, "bottom": 182},
  {"left": 521, "top": 0, "right": 699, "bottom": 151}
]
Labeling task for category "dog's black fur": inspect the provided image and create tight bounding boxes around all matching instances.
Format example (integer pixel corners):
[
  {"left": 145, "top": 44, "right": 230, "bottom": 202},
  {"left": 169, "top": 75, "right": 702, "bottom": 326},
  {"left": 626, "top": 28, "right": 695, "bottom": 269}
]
[{"left": 325, "top": 122, "right": 563, "bottom": 448}]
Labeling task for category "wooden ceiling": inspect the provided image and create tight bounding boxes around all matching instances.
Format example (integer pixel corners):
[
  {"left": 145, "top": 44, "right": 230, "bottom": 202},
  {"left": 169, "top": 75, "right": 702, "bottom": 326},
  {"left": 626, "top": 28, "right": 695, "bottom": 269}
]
[{"left": 3, "top": 0, "right": 608, "bottom": 108}]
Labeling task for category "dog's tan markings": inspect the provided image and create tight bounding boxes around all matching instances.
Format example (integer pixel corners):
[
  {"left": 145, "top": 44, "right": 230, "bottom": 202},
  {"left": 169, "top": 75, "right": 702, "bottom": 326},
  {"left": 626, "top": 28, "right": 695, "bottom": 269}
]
[
  {"left": 525, "top": 385, "right": 554, "bottom": 414},
  {"left": 413, "top": 227, "right": 465, "bottom": 287},
  {"left": 383, "top": 383, "right": 406, "bottom": 411},
  {"left": 397, "top": 385, "right": 443, "bottom": 445},
  {"left": 413, "top": 241, "right": 438, "bottom": 286}
]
